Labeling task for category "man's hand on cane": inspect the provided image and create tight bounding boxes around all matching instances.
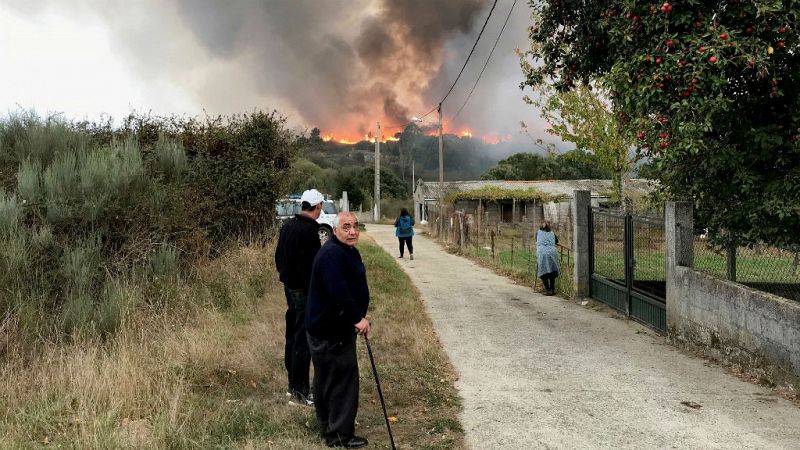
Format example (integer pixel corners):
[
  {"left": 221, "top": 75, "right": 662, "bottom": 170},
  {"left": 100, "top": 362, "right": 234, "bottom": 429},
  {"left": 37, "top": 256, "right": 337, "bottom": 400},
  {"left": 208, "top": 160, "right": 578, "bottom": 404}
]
[{"left": 355, "top": 318, "right": 371, "bottom": 337}]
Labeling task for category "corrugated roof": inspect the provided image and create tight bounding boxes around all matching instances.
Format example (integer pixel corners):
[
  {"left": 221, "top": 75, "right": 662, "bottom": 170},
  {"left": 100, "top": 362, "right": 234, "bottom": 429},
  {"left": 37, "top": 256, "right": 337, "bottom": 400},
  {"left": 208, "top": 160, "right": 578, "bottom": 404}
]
[{"left": 415, "top": 179, "right": 655, "bottom": 199}]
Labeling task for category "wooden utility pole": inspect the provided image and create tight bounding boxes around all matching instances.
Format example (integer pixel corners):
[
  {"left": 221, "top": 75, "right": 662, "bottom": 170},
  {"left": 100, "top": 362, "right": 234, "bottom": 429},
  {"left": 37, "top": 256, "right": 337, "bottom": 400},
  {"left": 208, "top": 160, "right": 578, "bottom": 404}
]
[
  {"left": 411, "top": 152, "right": 415, "bottom": 198},
  {"left": 438, "top": 103, "right": 444, "bottom": 236},
  {"left": 374, "top": 122, "right": 381, "bottom": 222}
]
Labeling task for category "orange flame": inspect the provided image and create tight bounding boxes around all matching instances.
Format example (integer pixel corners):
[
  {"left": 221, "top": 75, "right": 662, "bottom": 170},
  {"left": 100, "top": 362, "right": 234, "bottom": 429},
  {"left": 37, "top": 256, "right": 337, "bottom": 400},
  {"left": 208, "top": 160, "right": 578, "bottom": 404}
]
[
  {"left": 459, "top": 129, "right": 473, "bottom": 138},
  {"left": 481, "top": 134, "right": 513, "bottom": 145}
]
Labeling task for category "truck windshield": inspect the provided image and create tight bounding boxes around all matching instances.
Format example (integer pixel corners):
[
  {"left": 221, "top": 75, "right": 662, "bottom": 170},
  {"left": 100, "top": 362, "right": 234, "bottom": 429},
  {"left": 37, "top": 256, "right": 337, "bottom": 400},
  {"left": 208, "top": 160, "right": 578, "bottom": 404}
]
[
  {"left": 276, "top": 201, "right": 299, "bottom": 216},
  {"left": 322, "top": 202, "right": 338, "bottom": 214}
]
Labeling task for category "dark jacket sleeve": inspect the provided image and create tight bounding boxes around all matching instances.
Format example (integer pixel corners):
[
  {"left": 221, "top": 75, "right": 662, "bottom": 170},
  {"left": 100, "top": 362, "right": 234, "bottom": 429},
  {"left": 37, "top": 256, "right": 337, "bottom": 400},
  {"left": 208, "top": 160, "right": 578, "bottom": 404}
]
[
  {"left": 274, "top": 226, "right": 286, "bottom": 275},
  {"left": 318, "top": 250, "right": 363, "bottom": 326},
  {"left": 394, "top": 217, "right": 400, "bottom": 228},
  {"left": 411, "top": 216, "right": 415, "bottom": 226}
]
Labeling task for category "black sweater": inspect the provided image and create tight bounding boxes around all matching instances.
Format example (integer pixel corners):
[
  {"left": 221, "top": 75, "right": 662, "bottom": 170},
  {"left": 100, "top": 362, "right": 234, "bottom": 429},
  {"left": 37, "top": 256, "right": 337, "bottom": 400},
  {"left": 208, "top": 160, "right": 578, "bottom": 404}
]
[
  {"left": 274, "top": 214, "right": 321, "bottom": 290},
  {"left": 306, "top": 235, "right": 370, "bottom": 341}
]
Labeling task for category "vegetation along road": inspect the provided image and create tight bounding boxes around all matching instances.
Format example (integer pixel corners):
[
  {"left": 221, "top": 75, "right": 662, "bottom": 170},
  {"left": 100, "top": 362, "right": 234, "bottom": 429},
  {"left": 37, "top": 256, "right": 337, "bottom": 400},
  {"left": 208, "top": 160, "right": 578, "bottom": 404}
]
[{"left": 367, "top": 224, "right": 800, "bottom": 449}]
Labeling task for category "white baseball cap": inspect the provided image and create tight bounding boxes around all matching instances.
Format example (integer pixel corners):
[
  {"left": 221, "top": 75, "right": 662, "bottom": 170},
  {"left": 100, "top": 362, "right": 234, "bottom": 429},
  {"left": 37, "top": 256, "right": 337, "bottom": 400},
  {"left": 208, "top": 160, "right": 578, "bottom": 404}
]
[{"left": 300, "top": 189, "right": 324, "bottom": 206}]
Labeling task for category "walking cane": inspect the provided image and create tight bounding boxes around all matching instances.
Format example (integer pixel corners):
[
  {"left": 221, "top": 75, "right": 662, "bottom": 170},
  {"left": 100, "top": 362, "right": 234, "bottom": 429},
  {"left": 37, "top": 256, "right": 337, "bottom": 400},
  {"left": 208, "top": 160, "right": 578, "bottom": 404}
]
[{"left": 363, "top": 334, "right": 397, "bottom": 450}]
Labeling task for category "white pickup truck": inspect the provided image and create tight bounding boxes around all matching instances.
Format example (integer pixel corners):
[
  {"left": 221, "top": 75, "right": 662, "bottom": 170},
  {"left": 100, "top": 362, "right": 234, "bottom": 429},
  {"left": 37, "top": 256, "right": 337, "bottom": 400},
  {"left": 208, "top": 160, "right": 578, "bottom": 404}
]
[{"left": 275, "top": 196, "right": 338, "bottom": 242}]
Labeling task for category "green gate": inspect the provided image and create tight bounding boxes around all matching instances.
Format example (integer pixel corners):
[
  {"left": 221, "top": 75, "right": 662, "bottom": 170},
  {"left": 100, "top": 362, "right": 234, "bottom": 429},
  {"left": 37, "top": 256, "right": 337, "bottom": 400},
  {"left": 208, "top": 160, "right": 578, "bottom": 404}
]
[{"left": 589, "top": 208, "right": 666, "bottom": 332}]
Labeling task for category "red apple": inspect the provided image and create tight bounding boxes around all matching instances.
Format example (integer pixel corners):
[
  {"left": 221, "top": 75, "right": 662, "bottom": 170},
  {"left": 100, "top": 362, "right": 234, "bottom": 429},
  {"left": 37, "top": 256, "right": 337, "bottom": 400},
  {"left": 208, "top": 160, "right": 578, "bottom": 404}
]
[
  {"left": 709, "top": 56, "right": 717, "bottom": 64},
  {"left": 720, "top": 32, "right": 728, "bottom": 40}
]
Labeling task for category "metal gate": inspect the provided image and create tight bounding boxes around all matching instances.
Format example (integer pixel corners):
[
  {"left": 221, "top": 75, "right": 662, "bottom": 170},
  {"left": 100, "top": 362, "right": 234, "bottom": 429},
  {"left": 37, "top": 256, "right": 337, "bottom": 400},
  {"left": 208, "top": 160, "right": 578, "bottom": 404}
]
[{"left": 589, "top": 208, "right": 666, "bottom": 332}]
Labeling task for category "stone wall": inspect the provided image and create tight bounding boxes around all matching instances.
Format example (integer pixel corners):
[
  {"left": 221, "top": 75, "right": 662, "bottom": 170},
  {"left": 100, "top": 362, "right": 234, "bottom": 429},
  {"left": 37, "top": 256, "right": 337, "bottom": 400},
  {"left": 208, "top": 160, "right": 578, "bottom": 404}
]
[
  {"left": 668, "top": 267, "right": 800, "bottom": 387},
  {"left": 665, "top": 202, "right": 800, "bottom": 389}
]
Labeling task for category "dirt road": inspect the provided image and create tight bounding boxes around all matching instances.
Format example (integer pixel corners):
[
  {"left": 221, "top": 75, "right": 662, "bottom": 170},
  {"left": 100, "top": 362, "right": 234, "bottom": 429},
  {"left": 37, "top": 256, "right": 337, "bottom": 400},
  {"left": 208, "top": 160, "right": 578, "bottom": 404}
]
[{"left": 366, "top": 224, "right": 800, "bottom": 449}]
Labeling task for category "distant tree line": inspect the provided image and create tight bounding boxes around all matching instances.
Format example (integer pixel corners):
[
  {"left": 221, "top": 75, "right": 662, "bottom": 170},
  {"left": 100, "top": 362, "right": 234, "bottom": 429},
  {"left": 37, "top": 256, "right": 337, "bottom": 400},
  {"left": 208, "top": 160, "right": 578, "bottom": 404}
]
[{"left": 479, "top": 149, "right": 612, "bottom": 181}]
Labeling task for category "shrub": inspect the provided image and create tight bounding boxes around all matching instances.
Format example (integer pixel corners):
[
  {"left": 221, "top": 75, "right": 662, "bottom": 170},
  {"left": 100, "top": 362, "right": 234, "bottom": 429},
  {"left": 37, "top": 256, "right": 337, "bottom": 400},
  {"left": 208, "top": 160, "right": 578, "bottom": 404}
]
[
  {"left": 154, "top": 133, "right": 187, "bottom": 180},
  {"left": 0, "top": 109, "right": 298, "bottom": 340}
]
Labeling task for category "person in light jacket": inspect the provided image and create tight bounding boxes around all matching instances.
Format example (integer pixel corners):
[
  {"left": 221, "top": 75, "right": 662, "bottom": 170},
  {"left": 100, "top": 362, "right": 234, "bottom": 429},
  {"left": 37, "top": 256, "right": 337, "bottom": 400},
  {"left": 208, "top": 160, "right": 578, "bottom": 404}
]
[
  {"left": 394, "top": 207, "right": 415, "bottom": 260},
  {"left": 536, "top": 221, "right": 560, "bottom": 296}
]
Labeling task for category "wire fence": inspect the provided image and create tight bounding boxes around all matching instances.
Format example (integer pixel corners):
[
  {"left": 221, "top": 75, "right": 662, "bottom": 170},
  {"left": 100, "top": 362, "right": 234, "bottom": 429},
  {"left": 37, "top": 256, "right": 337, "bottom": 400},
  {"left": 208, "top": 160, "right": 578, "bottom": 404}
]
[
  {"left": 426, "top": 206, "right": 574, "bottom": 298},
  {"left": 693, "top": 240, "right": 800, "bottom": 302}
]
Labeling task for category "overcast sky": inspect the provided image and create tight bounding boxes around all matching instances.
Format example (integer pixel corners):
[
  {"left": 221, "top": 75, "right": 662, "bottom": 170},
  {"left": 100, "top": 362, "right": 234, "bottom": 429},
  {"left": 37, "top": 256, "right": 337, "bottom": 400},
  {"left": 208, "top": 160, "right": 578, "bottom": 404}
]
[{"left": 0, "top": 0, "right": 560, "bottom": 147}]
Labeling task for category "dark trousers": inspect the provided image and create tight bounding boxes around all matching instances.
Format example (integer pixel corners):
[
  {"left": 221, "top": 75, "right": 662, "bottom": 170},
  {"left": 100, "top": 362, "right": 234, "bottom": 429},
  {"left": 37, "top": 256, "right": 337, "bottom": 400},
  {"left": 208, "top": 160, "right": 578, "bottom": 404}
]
[
  {"left": 284, "top": 286, "right": 311, "bottom": 395},
  {"left": 398, "top": 236, "right": 413, "bottom": 256},
  {"left": 540, "top": 271, "right": 558, "bottom": 292},
  {"left": 307, "top": 333, "right": 359, "bottom": 444}
]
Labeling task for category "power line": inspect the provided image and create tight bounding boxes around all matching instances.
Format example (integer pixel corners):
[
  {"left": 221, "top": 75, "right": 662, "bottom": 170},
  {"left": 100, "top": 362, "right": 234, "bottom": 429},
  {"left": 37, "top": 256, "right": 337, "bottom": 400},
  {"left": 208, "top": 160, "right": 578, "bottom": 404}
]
[
  {"left": 452, "top": 0, "right": 517, "bottom": 121},
  {"left": 384, "top": 0, "right": 500, "bottom": 132},
  {"left": 439, "top": 0, "right": 499, "bottom": 106},
  {"left": 383, "top": 104, "right": 439, "bottom": 131}
]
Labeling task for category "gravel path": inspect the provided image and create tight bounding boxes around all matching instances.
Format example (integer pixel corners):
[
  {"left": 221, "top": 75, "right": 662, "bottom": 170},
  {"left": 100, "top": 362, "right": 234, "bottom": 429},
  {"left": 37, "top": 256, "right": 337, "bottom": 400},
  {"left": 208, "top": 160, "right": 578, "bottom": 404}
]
[{"left": 366, "top": 224, "right": 800, "bottom": 449}]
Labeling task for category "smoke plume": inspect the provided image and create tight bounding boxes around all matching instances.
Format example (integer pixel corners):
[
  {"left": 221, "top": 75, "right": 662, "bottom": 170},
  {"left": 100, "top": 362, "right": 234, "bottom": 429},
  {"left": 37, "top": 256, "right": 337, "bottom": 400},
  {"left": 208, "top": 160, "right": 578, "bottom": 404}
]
[{"left": 4, "top": 0, "right": 553, "bottom": 144}]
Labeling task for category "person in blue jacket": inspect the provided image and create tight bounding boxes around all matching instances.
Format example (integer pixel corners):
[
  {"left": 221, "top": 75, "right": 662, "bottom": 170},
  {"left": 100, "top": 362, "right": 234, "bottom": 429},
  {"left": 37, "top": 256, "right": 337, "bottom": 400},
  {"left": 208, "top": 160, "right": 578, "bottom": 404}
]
[
  {"left": 536, "top": 221, "right": 560, "bottom": 296},
  {"left": 394, "top": 207, "right": 415, "bottom": 260}
]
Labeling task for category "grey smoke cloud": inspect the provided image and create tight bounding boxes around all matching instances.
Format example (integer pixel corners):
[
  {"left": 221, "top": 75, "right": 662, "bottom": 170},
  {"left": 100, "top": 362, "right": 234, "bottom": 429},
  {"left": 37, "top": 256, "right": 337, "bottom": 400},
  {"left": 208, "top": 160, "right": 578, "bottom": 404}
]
[{"left": 3, "top": 0, "right": 557, "bottom": 148}]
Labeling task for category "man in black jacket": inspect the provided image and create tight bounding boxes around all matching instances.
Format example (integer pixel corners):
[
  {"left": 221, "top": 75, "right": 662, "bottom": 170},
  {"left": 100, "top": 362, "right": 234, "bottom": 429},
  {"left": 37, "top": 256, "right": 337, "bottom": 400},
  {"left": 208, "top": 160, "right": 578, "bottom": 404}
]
[
  {"left": 274, "top": 189, "right": 323, "bottom": 406},
  {"left": 306, "top": 212, "right": 370, "bottom": 449}
]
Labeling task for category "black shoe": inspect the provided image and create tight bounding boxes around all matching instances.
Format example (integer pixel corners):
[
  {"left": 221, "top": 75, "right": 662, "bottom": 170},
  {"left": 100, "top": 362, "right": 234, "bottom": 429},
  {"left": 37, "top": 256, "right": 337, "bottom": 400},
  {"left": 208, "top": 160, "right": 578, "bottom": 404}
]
[
  {"left": 287, "top": 390, "right": 314, "bottom": 407},
  {"left": 327, "top": 436, "right": 368, "bottom": 448}
]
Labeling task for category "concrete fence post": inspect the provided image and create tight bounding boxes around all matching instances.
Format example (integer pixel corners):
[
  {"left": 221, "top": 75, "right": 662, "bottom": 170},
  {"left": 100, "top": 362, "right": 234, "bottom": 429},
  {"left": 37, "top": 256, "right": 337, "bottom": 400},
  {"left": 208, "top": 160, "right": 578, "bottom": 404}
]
[
  {"left": 572, "top": 190, "right": 591, "bottom": 298},
  {"left": 665, "top": 201, "right": 693, "bottom": 330}
]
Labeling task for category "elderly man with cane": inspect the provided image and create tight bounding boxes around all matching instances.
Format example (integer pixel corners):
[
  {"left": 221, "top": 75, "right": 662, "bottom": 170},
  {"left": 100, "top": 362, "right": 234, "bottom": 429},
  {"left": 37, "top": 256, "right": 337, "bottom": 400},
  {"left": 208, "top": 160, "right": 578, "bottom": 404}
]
[{"left": 306, "top": 212, "right": 371, "bottom": 448}]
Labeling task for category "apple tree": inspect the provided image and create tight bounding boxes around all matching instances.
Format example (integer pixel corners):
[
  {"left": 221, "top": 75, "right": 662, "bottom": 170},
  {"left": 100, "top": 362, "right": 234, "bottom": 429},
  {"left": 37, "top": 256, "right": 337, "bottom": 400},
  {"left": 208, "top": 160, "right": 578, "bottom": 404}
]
[{"left": 521, "top": 0, "right": 800, "bottom": 246}]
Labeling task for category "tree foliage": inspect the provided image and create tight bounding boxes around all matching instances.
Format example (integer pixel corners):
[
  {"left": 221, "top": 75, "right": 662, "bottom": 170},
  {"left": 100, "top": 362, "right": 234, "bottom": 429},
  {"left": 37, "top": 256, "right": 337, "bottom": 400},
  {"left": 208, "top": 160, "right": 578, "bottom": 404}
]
[
  {"left": 530, "top": 84, "right": 637, "bottom": 204},
  {"left": 481, "top": 150, "right": 612, "bottom": 181},
  {"left": 521, "top": 0, "right": 800, "bottom": 246}
]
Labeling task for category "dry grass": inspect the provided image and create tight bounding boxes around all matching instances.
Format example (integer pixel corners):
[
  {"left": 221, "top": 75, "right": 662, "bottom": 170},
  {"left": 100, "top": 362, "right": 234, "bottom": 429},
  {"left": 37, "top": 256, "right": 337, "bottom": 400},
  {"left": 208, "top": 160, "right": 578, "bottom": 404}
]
[{"left": 0, "top": 240, "right": 464, "bottom": 449}]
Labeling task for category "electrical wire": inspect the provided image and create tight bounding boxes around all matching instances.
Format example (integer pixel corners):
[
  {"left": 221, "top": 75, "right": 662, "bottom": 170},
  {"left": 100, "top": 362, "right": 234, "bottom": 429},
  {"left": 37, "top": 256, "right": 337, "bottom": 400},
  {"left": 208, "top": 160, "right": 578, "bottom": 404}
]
[
  {"left": 452, "top": 0, "right": 517, "bottom": 121},
  {"left": 439, "top": 0, "right": 499, "bottom": 105},
  {"left": 383, "top": 0, "right": 500, "bottom": 133}
]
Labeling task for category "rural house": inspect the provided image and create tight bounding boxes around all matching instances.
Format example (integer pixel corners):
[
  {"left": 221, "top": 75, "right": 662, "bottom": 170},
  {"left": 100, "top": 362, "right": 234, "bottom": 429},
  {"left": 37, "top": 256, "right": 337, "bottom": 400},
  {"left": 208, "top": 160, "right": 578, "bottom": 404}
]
[{"left": 413, "top": 179, "right": 655, "bottom": 231}]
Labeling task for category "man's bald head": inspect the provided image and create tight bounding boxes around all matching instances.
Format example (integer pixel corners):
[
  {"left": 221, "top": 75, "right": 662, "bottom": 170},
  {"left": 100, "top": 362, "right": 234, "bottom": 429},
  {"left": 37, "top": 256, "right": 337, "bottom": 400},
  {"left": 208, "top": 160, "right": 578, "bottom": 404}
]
[{"left": 333, "top": 212, "right": 360, "bottom": 247}]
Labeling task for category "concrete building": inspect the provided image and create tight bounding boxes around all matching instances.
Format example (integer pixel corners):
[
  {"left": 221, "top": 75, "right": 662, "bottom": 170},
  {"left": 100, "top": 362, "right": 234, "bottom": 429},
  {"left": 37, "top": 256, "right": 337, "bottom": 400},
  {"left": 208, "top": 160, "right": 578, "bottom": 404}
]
[{"left": 413, "top": 179, "right": 655, "bottom": 229}]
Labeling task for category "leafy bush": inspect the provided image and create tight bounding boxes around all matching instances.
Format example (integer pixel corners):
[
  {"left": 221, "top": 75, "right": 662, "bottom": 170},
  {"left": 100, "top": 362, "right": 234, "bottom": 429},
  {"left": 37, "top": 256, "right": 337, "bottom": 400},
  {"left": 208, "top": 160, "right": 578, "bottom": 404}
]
[{"left": 0, "top": 109, "right": 298, "bottom": 341}]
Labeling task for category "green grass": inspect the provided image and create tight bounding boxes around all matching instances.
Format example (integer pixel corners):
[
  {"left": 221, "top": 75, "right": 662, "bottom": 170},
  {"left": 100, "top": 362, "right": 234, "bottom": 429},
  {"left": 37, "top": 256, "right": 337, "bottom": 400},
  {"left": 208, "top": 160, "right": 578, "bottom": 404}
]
[
  {"left": 0, "top": 240, "right": 465, "bottom": 449},
  {"left": 454, "top": 233, "right": 576, "bottom": 298}
]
